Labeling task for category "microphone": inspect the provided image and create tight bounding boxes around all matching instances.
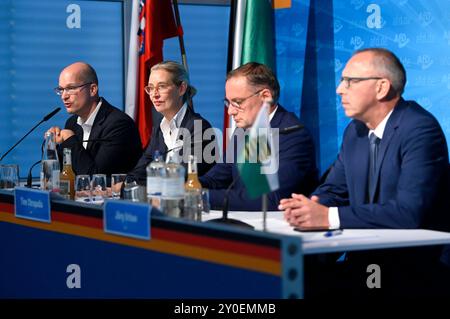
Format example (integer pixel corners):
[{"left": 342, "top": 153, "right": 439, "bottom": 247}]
[
  {"left": 162, "top": 139, "right": 205, "bottom": 156},
  {"left": 206, "top": 176, "right": 254, "bottom": 229},
  {"left": 82, "top": 139, "right": 112, "bottom": 143},
  {"left": 43, "top": 107, "right": 62, "bottom": 121},
  {"left": 279, "top": 124, "right": 304, "bottom": 134},
  {"left": 0, "top": 107, "right": 61, "bottom": 162}
]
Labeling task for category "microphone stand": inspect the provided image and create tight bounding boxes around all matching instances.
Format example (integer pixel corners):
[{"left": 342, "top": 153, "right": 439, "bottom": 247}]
[
  {"left": 206, "top": 176, "right": 254, "bottom": 229},
  {"left": 26, "top": 140, "right": 46, "bottom": 188}
]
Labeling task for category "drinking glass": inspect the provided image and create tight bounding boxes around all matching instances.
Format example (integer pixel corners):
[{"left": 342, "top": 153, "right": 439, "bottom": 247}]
[
  {"left": 75, "top": 175, "right": 91, "bottom": 203},
  {"left": 201, "top": 188, "right": 210, "bottom": 213},
  {"left": 91, "top": 174, "right": 107, "bottom": 203},
  {"left": 0, "top": 164, "right": 19, "bottom": 190},
  {"left": 111, "top": 173, "right": 127, "bottom": 199}
]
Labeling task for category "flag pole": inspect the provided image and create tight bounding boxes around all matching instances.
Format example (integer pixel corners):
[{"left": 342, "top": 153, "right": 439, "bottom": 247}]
[
  {"left": 172, "top": 0, "right": 194, "bottom": 110},
  {"left": 262, "top": 193, "right": 268, "bottom": 231}
]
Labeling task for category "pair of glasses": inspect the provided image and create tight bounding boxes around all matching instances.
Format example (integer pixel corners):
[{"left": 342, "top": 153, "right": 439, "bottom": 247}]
[
  {"left": 144, "top": 83, "right": 174, "bottom": 95},
  {"left": 54, "top": 82, "right": 93, "bottom": 96},
  {"left": 339, "top": 76, "right": 383, "bottom": 89},
  {"left": 224, "top": 89, "right": 264, "bottom": 112}
]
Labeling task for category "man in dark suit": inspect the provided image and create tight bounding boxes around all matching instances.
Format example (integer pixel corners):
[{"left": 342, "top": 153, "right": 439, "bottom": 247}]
[
  {"left": 279, "top": 48, "right": 449, "bottom": 298},
  {"left": 279, "top": 48, "right": 449, "bottom": 231},
  {"left": 127, "top": 61, "right": 217, "bottom": 183},
  {"left": 199, "top": 62, "right": 318, "bottom": 211},
  {"left": 47, "top": 62, "right": 142, "bottom": 176}
]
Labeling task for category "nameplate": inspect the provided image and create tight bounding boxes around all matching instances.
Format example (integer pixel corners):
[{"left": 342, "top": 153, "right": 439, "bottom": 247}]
[
  {"left": 14, "top": 187, "right": 51, "bottom": 223},
  {"left": 103, "top": 200, "right": 151, "bottom": 240}
]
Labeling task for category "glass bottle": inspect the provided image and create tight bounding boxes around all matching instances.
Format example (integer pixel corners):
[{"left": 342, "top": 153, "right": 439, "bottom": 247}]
[
  {"left": 160, "top": 152, "right": 185, "bottom": 218},
  {"left": 184, "top": 155, "right": 202, "bottom": 221},
  {"left": 146, "top": 150, "right": 165, "bottom": 208},
  {"left": 40, "top": 131, "right": 60, "bottom": 192},
  {"left": 60, "top": 148, "right": 75, "bottom": 200}
]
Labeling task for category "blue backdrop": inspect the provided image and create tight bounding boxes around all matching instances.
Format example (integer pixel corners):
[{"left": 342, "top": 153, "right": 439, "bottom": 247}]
[{"left": 274, "top": 0, "right": 450, "bottom": 174}]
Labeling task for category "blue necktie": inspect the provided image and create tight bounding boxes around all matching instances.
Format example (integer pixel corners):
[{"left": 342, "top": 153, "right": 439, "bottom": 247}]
[{"left": 368, "top": 133, "right": 380, "bottom": 202}]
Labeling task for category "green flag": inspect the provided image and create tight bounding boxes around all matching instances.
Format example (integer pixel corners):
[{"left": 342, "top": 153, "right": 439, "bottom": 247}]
[
  {"left": 241, "top": 0, "right": 275, "bottom": 70},
  {"left": 237, "top": 102, "right": 279, "bottom": 198}
]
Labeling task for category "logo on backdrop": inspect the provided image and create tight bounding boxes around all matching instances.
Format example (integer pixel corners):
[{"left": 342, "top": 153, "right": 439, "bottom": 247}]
[
  {"left": 366, "top": 4, "right": 382, "bottom": 29},
  {"left": 66, "top": 4, "right": 81, "bottom": 29},
  {"left": 394, "top": 33, "right": 410, "bottom": 48}
]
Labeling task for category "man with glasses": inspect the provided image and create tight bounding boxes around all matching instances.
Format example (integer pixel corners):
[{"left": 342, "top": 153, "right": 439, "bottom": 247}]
[
  {"left": 47, "top": 62, "right": 142, "bottom": 176},
  {"left": 280, "top": 48, "right": 449, "bottom": 231},
  {"left": 200, "top": 62, "right": 318, "bottom": 211}
]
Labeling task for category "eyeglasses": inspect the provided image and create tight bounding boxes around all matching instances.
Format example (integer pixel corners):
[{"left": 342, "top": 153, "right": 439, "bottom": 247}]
[
  {"left": 224, "top": 89, "right": 264, "bottom": 112},
  {"left": 144, "top": 83, "right": 174, "bottom": 95},
  {"left": 340, "top": 76, "right": 383, "bottom": 89},
  {"left": 54, "top": 82, "right": 93, "bottom": 96}
]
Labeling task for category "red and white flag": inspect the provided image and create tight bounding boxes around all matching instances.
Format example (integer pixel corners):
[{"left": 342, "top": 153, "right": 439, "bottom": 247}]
[{"left": 125, "top": 0, "right": 181, "bottom": 148}]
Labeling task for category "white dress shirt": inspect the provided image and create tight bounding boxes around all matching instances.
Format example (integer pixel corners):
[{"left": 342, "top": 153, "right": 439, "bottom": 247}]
[
  {"left": 160, "top": 103, "right": 187, "bottom": 158},
  {"left": 76, "top": 99, "right": 103, "bottom": 149}
]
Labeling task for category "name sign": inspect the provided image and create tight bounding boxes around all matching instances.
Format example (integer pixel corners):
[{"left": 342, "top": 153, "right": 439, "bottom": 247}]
[
  {"left": 104, "top": 200, "right": 151, "bottom": 240},
  {"left": 14, "top": 187, "right": 51, "bottom": 223}
]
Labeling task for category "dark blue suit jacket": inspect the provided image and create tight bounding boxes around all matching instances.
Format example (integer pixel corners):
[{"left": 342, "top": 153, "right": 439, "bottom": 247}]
[
  {"left": 314, "top": 99, "right": 449, "bottom": 230},
  {"left": 127, "top": 106, "right": 217, "bottom": 184},
  {"left": 200, "top": 105, "right": 318, "bottom": 211}
]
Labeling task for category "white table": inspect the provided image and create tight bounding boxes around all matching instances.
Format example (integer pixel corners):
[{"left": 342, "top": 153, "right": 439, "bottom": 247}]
[{"left": 204, "top": 210, "right": 450, "bottom": 255}]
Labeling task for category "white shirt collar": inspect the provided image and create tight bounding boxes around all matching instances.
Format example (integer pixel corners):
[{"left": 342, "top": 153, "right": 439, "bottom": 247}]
[
  {"left": 269, "top": 105, "right": 278, "bottom": 122},
  {"left": 160, "top": 103, "right": 187, "bottom": 134},
  {"left": 368, "top": 109, "right": 394, "bottom": 140},
  {"left": 160, "top": 103, "right": 188, "bottom": 153},
  {"left": 77, "top": 99, "right": 103, "bottom": 128},
  {"left": 77, "top": 99, "right": 102, "bottom": 149}
]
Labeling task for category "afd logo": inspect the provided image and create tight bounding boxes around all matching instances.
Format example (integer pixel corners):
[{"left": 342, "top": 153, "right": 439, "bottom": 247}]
[
  {"left": 394, "top": 33, "right": 410, "bottom": 48},
  {"left": 351, "top": 0, "right": 364, "bottom": 10},
  {"left": 334, "top": 20, "right": 343, "bottom": 34},
  {"left": 350, "top": 36, "right": 364, "bottom": 50},
  {"left": 418, "top": 11, "right": 433, "bottom": 27},
  {"left": 417, "top": 55, "right": 434, "bottom": 70},
  {"left": 334, "top": 59, "right": 344, "bottom": 73}
]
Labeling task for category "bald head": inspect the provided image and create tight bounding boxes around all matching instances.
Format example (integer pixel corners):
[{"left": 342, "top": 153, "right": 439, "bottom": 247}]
[{"left": 61, "top": 62, "right": 98, "bottom": 86}]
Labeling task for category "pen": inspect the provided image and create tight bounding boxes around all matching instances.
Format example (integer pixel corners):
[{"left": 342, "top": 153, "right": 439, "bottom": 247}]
[{"left": 324, "top": 229, "right": 343, "bottom": 237}]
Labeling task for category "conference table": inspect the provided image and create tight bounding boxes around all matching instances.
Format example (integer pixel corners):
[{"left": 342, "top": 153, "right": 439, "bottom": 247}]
[{"left": 1, "top": 189, "right": 449, "bottom": 298}]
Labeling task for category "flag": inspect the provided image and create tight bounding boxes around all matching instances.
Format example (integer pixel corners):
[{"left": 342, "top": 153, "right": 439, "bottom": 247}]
[
  {"left": 224, "top": 0, "right": 276, "bottom": 149},
  {"left": 125, "top": 0, "right": 181, "bottom": 148},
  {"left": 237, "top": 102, "right": 279, "bottom": 198}
]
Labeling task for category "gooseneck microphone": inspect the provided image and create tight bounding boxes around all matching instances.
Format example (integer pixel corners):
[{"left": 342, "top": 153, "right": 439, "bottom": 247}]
[
  {"left": 206, "top": 176, "right": 255, "bottom": 229},
  {"left": 279, "top": 124, "right": 304, "bottom": 134},
  {"left": 0, "top": 107, "right": 61, "bottom": 162}
]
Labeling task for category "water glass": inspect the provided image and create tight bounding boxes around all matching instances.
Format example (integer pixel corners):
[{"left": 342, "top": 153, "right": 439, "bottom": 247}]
[
  {"left": 0, "top": 164, "right": 19, "bottom": 190},
  {"left": 91, "top": 174, "right": 107, "bottom": 203},
  {"left": 75, "top": 175, "right": 91, "bottom": 203},
  {"left": 111, "top": 173, "right": 127, "bottom": 199},
  {"left": 201, "top": 188, "right": 210, "bottom": 213}
]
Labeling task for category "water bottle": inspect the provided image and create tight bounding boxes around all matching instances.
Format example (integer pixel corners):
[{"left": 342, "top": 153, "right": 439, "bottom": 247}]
[
  {"left": 40, "top": 131, "right": 60, "bottom": 192},
  {"left": 146, "top": 150, "right": 165, "bottom": 208},
  {"left": 160, "top": 152, "right": 185, "bottom": 218}
]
